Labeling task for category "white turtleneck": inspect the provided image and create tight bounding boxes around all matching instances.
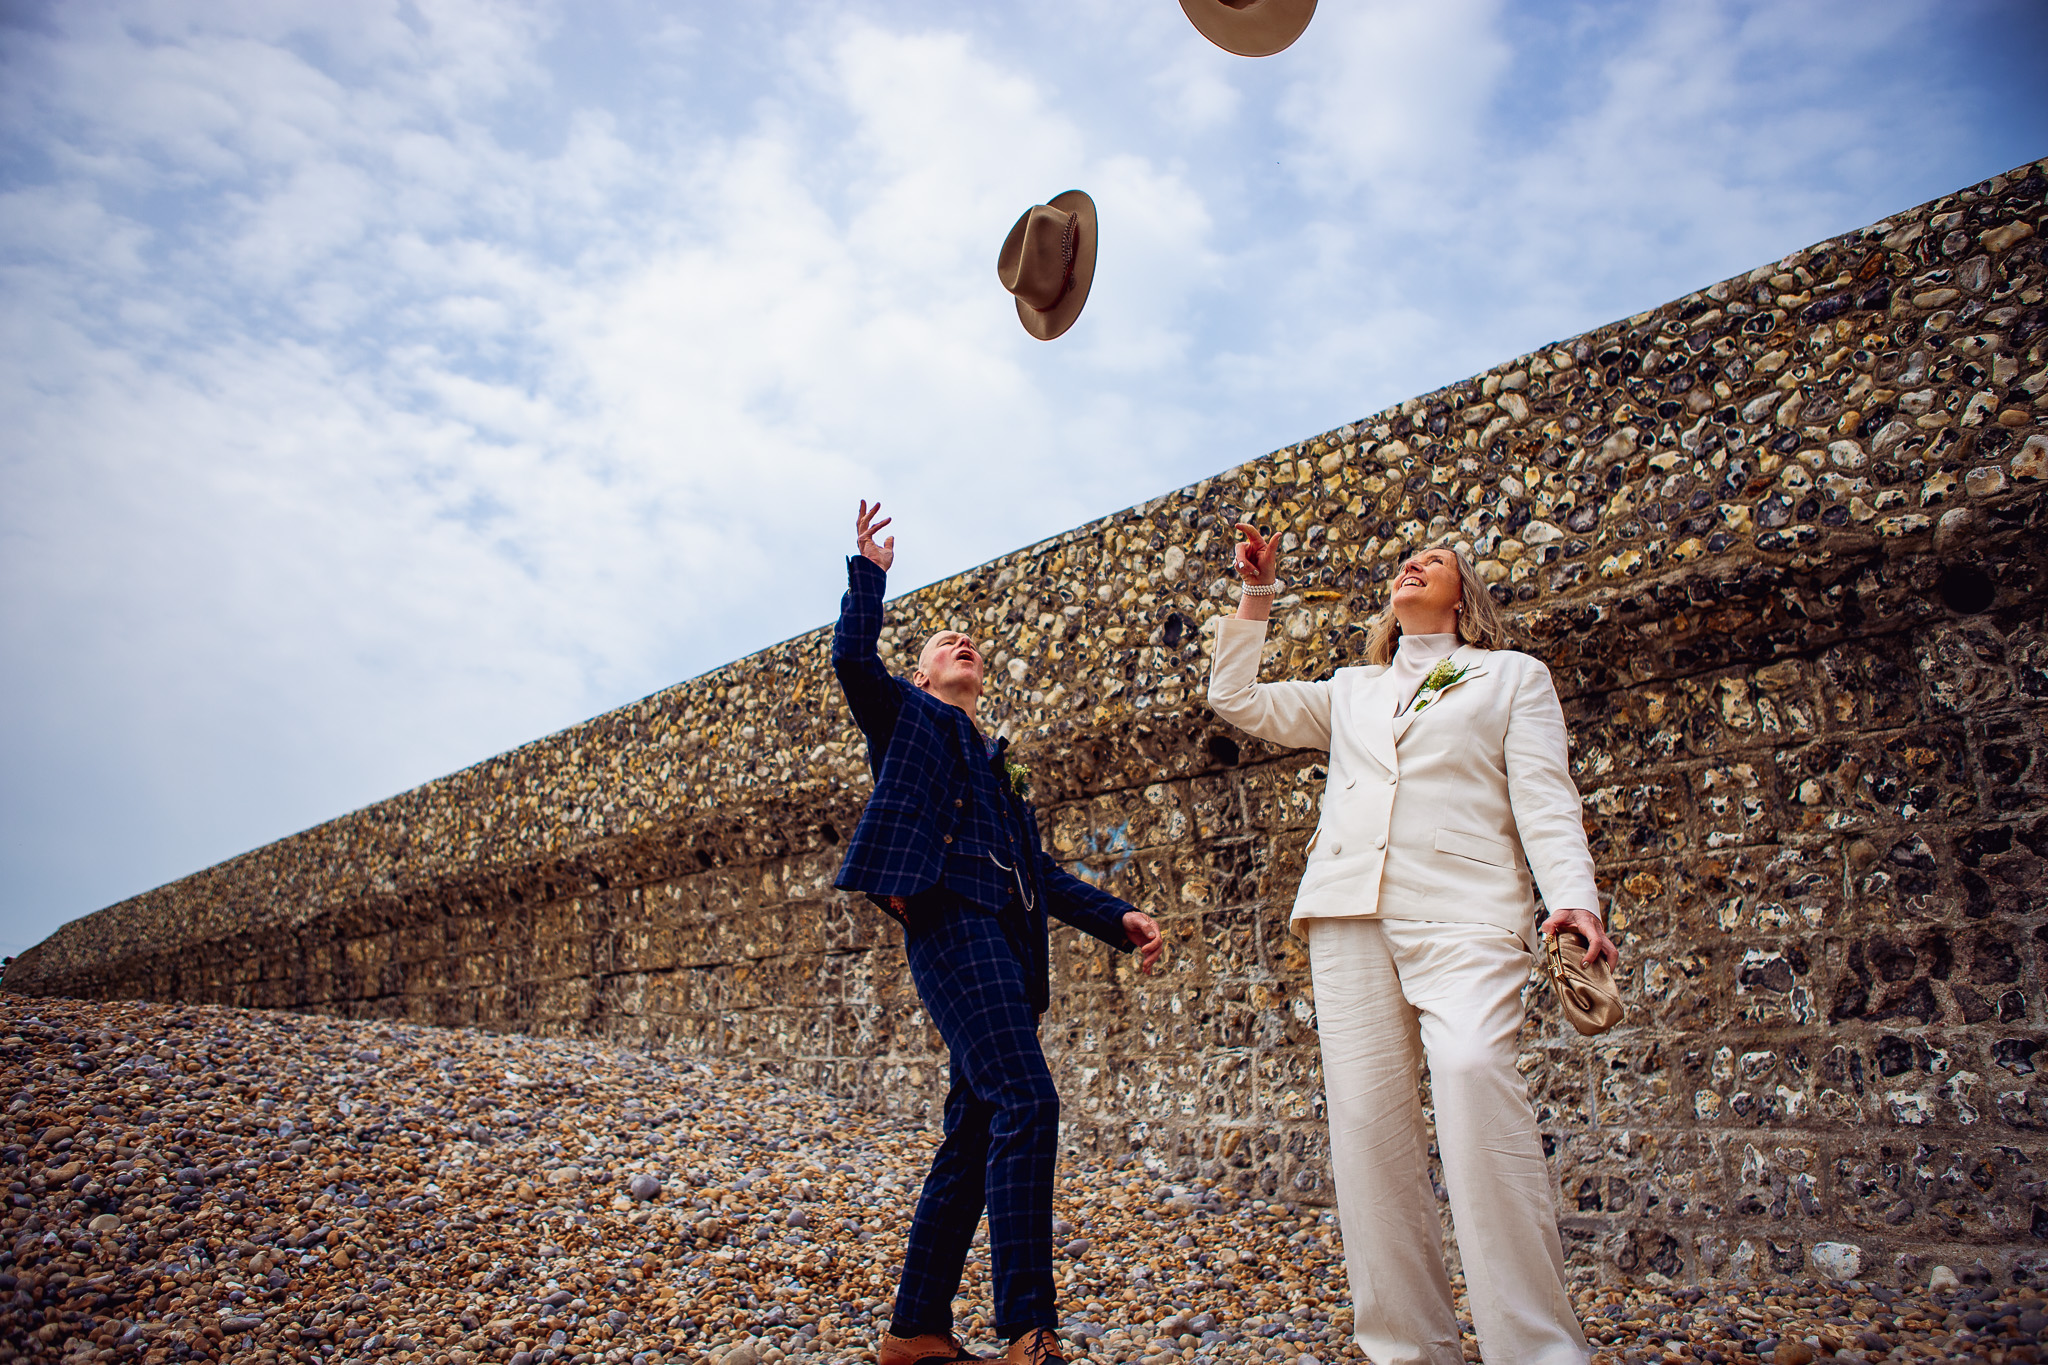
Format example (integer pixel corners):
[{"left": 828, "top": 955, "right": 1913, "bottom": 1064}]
[{"left": 1387, "top": 631, "right": 1461, "bottom": 715}]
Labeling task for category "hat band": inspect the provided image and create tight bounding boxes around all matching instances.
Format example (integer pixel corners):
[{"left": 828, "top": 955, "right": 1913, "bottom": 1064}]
[{"left": 1051, "top": 211, "right": 1078, "bottom": 305}]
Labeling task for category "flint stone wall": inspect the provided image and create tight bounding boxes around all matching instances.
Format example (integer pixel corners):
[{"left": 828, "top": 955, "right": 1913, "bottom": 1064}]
[{"left": 13, "top": 160, "right": 2048, "bottom": 1290}]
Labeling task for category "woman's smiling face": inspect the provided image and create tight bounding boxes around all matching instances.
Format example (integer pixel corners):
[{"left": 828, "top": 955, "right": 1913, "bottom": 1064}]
[{"left": 1391, "top": 548, "right": 1463, "bottom": 619}]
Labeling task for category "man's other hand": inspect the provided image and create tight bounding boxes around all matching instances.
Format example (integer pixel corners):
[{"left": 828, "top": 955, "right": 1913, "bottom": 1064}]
[
  {"left": 1123, "top": 911, "right": 1165, "bottom": 974},
  {"left": 857, "top": 499, "right": 895, "bottom": 571}
]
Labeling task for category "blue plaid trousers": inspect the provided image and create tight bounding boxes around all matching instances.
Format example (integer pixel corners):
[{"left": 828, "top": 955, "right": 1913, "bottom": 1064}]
[{"left": 892, "top": 898, "right": 1060, "bottom": 1340}]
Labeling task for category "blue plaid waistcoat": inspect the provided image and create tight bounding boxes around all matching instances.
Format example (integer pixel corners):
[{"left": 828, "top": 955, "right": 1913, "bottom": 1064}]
[{"left": 831, "top": 557, "right": 1133, "bottom": 989}]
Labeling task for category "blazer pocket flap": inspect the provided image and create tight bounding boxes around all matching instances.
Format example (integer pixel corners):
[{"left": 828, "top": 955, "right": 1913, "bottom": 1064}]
[
  {"left": 1433, "top": 827, "right": 1516, "bottom": 868},
  {"left": 862, "top": 793, "right": 927, "bottom": 815}
]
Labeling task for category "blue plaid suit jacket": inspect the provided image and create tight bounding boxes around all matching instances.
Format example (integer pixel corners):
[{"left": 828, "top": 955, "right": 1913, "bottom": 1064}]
[{"left": 832, "top": 556, "right": 1134, "bottom": 961}]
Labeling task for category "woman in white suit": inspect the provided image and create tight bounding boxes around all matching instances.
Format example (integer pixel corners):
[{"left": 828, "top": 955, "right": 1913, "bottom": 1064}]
[{"left": 1207, "top": 526, "right": 1618, "bottom": 1365}]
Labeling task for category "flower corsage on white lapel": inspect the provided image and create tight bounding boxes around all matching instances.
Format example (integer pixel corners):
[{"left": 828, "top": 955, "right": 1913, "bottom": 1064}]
[{"left": 1406, "top": 658, "right": 1485, "bottom": 714}]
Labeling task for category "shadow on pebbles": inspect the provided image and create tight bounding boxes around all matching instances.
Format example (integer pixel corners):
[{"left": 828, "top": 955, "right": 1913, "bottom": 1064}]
[{"left": 0, "top": 996, "right": 2042, "bottom": 1365}]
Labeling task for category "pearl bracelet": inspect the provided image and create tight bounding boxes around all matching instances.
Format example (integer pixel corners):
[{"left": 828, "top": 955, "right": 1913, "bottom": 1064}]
[{"left": 1239, "top": 579, "right": 1284, "bottom": 597}]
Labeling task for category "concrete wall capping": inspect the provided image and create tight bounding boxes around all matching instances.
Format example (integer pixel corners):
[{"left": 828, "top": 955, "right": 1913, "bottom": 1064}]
[{"left": 13, "top": 157, "right": 2048, "bottom": 1291}]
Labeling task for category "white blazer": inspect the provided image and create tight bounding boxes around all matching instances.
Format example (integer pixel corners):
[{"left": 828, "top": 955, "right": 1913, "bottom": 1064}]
[{"left": 1207, "top": 616, "right": 1600, "bottom": 950}]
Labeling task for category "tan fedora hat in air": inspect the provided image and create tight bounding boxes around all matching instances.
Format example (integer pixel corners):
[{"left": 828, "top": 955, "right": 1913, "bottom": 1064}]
[
  {"left": 996, "top": 189, "right": 1096, "bottom": 341},
  {"left": 1179, "top": 0, "right": 1317, "bottom": 57}
]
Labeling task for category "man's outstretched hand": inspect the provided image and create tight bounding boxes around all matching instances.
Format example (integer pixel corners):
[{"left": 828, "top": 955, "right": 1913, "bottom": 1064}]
[
  {"left": 1123, "top": 911, "right": 1165, "bottom": 974},
  {"left": 857, "top": 499, "right": 895, "bottom": 572}
]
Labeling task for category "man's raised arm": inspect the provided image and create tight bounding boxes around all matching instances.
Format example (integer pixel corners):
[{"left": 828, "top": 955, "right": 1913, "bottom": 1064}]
[{"left": 833, "top": 500, "right": 903, "bottom": 758}]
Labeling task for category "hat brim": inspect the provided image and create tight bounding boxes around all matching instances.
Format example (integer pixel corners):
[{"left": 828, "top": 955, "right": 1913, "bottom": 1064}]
[
  {"left": 1179, "top": 0, "right": 1317, "bottom": 57},
  {"left": 1015, "top": 189, "right": 1096, "bottom": 341}
]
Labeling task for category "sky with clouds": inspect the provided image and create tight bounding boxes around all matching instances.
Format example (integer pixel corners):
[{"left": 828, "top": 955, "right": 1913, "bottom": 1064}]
[{"left": 2, "top": 0, "right": 2043, "bottom": 955}]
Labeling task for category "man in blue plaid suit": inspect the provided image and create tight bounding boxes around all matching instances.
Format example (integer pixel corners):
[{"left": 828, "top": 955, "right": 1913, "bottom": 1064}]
[{"left": 837, "top": 501, "right": 1164, "bottom": 1365}]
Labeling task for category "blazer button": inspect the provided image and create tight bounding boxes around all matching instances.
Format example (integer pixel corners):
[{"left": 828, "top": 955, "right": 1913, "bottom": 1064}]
[
  {"left": 1375, "top": 834, "right": 1387, "bottom": 849},
  {"left": 1345, "top": 779, "right": 1356, "bottom": 790},
  {"left": 1387, "top": 774, "right": 1398, "bottom": 785},
  {"left": 943, "top": 835, "right": 954, "bottom": 844},
  {"left": 1330, "top": 842, "right": 1342, "bottom": 855},
  {"left": 954, "top": 798, "right": 964, "bottom": 808}
]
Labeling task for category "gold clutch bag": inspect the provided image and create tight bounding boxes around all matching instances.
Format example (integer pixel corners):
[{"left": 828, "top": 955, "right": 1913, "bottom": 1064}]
[{"left": 1543, "top": 930, "right": 1624, "bottom": 1036}]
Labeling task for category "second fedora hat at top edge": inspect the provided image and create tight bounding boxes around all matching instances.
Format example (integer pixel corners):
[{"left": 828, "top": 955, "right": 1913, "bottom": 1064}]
[
  {"left": 1179, "top": 0, "right": 1317, "bottom": 57},
  {"left": 997, "top": 190, "right": 1097, "bottom": 342}
]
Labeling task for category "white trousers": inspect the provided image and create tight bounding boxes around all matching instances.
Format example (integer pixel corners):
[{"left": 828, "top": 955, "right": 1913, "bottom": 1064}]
[{"left": 1305, "top": 917, "right": 1589, "bottom": 1365}]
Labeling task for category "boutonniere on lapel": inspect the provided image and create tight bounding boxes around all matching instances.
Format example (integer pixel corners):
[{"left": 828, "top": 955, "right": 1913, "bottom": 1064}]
[
  {"left": 1406, "top": 659, "right": 1486, "bottom": 714},
  {"left": 1001, "top": 755, "right": 1033, "bottom": 800},
  {"left": 991, "top": 736, "right": 1032, "bottom": 799}
]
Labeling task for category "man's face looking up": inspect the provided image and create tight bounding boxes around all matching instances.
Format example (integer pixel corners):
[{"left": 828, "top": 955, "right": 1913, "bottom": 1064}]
[{"left": 915, "top": 630, "right": 985, "bottom": 698}]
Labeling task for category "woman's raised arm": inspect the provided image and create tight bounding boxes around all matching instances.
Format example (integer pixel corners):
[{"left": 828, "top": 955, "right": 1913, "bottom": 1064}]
[
  {"left": 1204, "top": 522, "right": 1334, "bottom": 750},
  {"left": 1232, "top": 521, "right": 1277, "bottom": 623}
]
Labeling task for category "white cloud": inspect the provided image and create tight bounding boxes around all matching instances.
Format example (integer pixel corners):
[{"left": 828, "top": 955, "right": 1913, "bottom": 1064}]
[
  {"left": 1146, "top": 45, "right": 1242, "bottom": 133},
  {"left": 0, "top": 3, "right": 1228, "bottom": 945},
  {"left": 0, "top": 0, "right": 2036, "bottom": 952},
  {"left": 1203, "top": 0, "right": 2018, "bottom": 421},
  {"left": 1280, "top": 0, "right": 1513, "bottom": 195}
]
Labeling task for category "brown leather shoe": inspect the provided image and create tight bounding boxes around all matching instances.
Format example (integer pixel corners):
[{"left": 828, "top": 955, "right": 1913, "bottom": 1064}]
[
  {"left": 1003, "top": 1328, "right": 1069, "bottom": 1365},
  {"left": 879, "top": 1330, "right": 986, "bottom": 1365}
]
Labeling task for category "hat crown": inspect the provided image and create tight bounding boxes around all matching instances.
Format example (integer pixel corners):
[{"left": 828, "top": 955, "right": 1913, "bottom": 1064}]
[
  {"left": 997, "top": 205, "right": 1078, "bottom": 313},
  {"left": 995, "top": 188, "right": 1096, "bottom": 340},
  {"left": 1180, "top": 0, "right": 1316, "bottom": 56}
]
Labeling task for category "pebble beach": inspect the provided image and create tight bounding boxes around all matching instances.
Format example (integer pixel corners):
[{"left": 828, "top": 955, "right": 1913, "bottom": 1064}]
[{"left": 1, "top": 995, "right": 2041, "bottom": 1365}]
